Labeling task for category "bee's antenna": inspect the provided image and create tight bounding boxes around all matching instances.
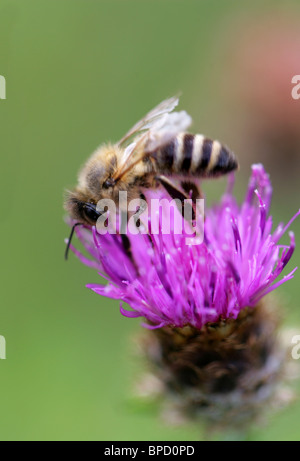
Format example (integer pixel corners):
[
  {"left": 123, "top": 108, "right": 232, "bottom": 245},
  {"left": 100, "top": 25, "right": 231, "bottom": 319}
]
[{"left": 65, "top": 222, "right": 83, "bottom": 261}]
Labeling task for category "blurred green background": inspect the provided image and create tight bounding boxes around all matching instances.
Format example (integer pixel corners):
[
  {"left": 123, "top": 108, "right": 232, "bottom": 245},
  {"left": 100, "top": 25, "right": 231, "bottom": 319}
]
[{"left": 0, "top": 0, "right": 300, "bottom": 441}]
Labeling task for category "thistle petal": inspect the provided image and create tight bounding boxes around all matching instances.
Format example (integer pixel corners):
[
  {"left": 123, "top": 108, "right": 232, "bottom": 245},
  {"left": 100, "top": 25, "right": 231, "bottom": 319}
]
[{"left": 68, "top": 165, "right": 298, "bottom": 329}]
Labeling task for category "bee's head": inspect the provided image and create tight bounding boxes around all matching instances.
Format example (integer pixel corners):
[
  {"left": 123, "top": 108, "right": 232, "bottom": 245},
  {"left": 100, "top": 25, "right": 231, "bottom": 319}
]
[
  {"left": 65, "top": 144, "right": 122, "bottom": 228},
  {"left": 64, "top": 192, "right": 104, "bottom": 226},
  {"left": 64, "top": 192, "right": 106, "bottom": 260}
]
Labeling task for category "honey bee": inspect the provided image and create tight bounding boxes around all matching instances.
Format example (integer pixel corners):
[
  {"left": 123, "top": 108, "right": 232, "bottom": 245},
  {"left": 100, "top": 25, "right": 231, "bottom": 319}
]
[{"left": 65, "top": 96, "right": 238, "bottom": 257}]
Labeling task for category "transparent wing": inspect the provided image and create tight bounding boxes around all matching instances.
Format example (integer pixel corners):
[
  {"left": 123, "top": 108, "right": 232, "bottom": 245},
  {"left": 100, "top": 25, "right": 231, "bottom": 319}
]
[
  {"left": 114, "top": 96, "right": 192, "bottom": 181},
  {"left": 118, "top": 95, "right": 180, "bottom": 148},
  {"left": 144, "top": 110, "right": 192, "bottom": 153}
]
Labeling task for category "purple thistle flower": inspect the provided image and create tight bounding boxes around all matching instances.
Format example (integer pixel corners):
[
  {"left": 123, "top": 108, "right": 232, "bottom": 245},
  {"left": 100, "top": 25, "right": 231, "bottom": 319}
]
[{"left": 68, "top": 164, "right": 299, "bottom": 330}]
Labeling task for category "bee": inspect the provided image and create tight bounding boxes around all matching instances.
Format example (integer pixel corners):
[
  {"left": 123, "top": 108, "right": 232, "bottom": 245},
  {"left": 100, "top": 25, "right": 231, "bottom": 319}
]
[{"left": 65, "top": 96, "right": 238, "bottom": 257}]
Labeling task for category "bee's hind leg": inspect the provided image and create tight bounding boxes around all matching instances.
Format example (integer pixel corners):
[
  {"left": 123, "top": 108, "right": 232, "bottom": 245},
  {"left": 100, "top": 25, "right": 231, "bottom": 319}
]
[
  {"left": 180, "top": 180, "right": 203, "bottom": 201},
  {"left": 155, "top": 175, "right": 196, "bottom": 219},
  {"left": 155, "top": 175, "right": 189, "bottom": 202}
]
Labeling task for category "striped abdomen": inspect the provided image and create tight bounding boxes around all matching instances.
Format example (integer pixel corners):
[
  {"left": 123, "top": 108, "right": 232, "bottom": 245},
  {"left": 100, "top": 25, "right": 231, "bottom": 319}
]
[{"left": 153, "top": 133, "right": 238, "bottom": 177}]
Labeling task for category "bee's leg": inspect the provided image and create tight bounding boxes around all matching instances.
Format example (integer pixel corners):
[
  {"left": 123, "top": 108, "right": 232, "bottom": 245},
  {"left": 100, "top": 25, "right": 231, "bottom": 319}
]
[
  {"left": 121, "top": 234, "right": 135, "bottom": 263},
  {"left": 181, "top": 180, "right": 204, "bottom": 221},
  {"left": 138, "top": 192, "right": 156, "bottom": 248},
  {"left": 132, "top": 193, "right": 148, "bottom": 229},
  {"left": 120, "top": 194, "right": 152, "bottom": 271},
  {"left": 155, "top": 175, "right": 191, "bottom": 218},
  {"left": 155, "top": 175, "right": 189, "bottom": 200},
  {"left": 181, "top": 180, "right": 203, "bottom": 200}
]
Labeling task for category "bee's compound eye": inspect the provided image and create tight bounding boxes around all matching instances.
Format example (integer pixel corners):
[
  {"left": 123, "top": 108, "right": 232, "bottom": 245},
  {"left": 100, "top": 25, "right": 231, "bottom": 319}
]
[{"left": 83, "top": 203, "right": 101, "bottom": 223}]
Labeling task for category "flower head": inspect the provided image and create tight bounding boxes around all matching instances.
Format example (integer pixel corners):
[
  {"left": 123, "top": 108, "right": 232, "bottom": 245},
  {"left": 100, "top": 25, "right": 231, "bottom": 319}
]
[{"left": 69, "top": 164, "right": 299, "bottom": 330}]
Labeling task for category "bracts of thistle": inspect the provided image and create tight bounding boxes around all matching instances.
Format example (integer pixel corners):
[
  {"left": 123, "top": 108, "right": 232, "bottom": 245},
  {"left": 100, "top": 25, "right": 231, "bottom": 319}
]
[{"left": 67, "top": 164, "right": 300, "bottom": 431}]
